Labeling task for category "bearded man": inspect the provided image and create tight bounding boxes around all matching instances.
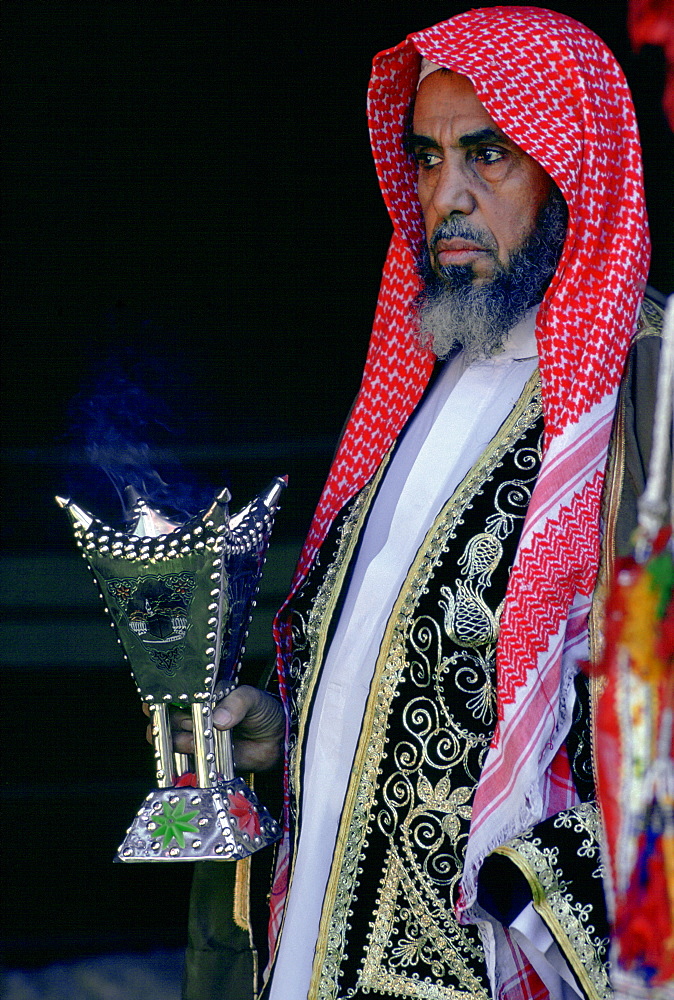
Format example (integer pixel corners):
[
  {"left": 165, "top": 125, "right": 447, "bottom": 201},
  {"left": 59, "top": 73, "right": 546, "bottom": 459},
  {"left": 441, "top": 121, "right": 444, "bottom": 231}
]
[{"left": 181, "top": 8, "right": 665, "bottom": 1000}]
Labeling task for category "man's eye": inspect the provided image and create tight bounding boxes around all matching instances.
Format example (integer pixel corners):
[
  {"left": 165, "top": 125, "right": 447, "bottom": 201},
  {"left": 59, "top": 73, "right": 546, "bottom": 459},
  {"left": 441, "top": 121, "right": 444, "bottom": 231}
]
[
  {"left": 415, "top": 151, "right": 442, "bottom": 169},
  {"left": 473, "top": 148, "right": 506, "bottom": 166}
]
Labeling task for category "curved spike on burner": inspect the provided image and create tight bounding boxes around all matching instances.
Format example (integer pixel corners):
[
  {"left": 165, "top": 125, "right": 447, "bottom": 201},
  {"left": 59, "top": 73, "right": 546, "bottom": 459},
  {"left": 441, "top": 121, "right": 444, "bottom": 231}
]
[
  {"left": 122, "top": 484, "right": 184, "bottom": 539},
  {"left": 229, "top": 476, "right": 287, "bottom": 531},
  {"left": 262, "top": 475, "right": 288, "bottom": 512},
  {"left": 55, "top": 496, "right": 94, "bottom": 531},
  {"left": 133, "top": 503, "right": 183, "bottom": 539},
  {"left": 202, "top": 487, "right": 231, "bottom": 525}
]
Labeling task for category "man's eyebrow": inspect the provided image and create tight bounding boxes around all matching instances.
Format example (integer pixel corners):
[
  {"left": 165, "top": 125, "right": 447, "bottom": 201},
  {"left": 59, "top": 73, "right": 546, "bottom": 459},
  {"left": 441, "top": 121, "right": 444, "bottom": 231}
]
[
  {"left": 457, "top": 127, "right": 507, "bottom": 147},
  {"left": 404, "top": 126, "right": 508, "bottom": 153},
  {"left": 404, "top": 131, "right": 441, "bottom": 153}
]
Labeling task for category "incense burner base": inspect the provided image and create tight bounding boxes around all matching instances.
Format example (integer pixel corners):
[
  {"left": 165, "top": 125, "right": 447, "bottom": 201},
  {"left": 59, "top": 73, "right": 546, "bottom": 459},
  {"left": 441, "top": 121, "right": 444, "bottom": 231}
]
[{"left": 116, "top": 776, "right": 281, "bottom": 862}]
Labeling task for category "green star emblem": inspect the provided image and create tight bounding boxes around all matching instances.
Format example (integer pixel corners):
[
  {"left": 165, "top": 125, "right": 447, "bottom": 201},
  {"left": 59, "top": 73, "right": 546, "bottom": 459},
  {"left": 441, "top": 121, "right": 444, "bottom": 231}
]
[{"left": 153, "top": 799, "right": 199, "bottom": 849}]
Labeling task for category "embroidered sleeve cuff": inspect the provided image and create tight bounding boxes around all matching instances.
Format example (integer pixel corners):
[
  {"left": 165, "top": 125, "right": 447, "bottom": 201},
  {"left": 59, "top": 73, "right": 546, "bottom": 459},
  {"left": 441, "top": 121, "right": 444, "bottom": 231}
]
[{"left": 481, "top": 802, "right": 611, "bottom": 1000}]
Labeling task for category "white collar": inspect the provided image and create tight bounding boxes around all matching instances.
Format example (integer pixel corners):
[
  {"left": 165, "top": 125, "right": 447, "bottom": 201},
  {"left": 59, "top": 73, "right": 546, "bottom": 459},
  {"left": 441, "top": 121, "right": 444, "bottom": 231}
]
[{"left": 490, "top": 305, "right": 539, "bottom": 361}]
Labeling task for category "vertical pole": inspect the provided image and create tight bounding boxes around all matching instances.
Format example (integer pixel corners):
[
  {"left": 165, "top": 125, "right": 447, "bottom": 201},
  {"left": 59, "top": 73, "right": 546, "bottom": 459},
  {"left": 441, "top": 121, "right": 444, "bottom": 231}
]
[
  {"left": 150, "top": 704, "right": 176, "bottom": 788},
  {"left": 174, "top": 752, "right": 191, "bottom": 778},
  {"left": 192, "top": 703, "right": 216, "bottom": 788},
  {"left": 215, "top": 728, "right": 235, "bottom": 781}
]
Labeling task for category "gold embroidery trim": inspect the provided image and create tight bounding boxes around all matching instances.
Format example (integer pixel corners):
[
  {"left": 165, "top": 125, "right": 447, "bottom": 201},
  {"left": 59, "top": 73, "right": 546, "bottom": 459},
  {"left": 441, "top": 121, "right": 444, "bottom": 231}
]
[
  {"left": 361, "top": 847, "right": 488, "bottom": 999},
  {"left": 291, "top": 459, "right": 389, "bottom": 802},
  {"left": 589, "top": 379, "right": 625, "bottom": 669},
  {"left": 639, "top": 296, "right": 664, "bottom": 336},
  {"left": 232, "top": 854, "right": 258, "bottom": 996},
  {"left": 494, "top": 804, "right": 611, "bottom": 1000},
  {"left": 292, "top": 472, "right": 385, "bottom": 732},
  {"left": 310, "top": 369, "right": 542, "bottom": 999},
  {"left": 233, "top": 856, "right": 252, "bottom": 931},
  {"left": 269, "top": 460, "right": 390, "bottom": 970},
  {"left": 588, "top": 348, "right": 627, "bottom": 789}
]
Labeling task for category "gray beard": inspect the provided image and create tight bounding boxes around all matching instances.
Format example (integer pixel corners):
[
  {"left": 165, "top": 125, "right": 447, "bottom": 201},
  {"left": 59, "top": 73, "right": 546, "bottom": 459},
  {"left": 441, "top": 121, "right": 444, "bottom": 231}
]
[{"left": 415, "top": 187, "right": 568, "bottom": 361}]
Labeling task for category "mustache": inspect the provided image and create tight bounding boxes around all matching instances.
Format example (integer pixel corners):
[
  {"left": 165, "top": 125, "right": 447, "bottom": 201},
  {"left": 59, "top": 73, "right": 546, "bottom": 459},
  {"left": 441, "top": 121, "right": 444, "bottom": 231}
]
[{"left": 430, "top": 219, "right": 498, "bottom": 256}]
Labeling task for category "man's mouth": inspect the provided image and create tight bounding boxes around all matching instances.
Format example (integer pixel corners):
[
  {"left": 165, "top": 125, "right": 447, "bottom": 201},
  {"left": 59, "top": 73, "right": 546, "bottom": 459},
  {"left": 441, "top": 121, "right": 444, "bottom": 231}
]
[{"left": 433, "top": 238, "right": 489, "bottom": 267}]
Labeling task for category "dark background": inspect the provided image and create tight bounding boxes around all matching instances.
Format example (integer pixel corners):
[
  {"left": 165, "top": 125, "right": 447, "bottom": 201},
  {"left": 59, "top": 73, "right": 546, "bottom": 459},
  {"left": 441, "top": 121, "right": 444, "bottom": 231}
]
[{"left": 2, "top": 0, "right": 673, "bottom": 971}]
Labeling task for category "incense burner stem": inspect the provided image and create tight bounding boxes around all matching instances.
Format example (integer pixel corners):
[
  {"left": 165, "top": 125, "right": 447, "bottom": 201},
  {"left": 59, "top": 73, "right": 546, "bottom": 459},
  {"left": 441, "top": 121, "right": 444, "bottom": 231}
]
[{"left": 151, "top": 704, "right": 177, "bottom": 788}]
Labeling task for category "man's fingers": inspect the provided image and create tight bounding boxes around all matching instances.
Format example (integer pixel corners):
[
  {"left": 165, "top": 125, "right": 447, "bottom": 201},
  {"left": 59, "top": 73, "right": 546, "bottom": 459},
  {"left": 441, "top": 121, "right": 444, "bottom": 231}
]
[
  {"left": 172, "top": 730, "right": 195, "bottom": 753},
  {"left": 142, "top": 685, "right": 284, "bottom": 767},
  {"left": 145, "top": 721, "right": 194, "bottom": 753},
  {"left": 144, "top": 706, "right": 193, "bottom": 748},
  {"left": 212, "top": 685, "right": 262, "bottom": 730}
]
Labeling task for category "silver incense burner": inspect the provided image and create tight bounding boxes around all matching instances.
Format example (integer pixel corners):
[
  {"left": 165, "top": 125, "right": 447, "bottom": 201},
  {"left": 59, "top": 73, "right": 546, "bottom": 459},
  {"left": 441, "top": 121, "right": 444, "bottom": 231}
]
[{"left": 56, "top": 477, "right": 285, "bottom": 862}]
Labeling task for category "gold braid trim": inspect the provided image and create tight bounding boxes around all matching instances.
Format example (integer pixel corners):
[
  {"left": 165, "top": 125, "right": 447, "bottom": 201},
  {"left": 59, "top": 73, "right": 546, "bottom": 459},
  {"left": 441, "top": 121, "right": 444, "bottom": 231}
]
[
  {"left": 270, "top": 460, "right": 390, "bottom": 969},
  {"left": 234, "top": 779, "right": 258, "bottom": 992},
  {"left": 291, "top": 458, "right": 389, "bottom": 810},
  {"left": 233, "top": 856, "right": 252, "bottom": 932}
]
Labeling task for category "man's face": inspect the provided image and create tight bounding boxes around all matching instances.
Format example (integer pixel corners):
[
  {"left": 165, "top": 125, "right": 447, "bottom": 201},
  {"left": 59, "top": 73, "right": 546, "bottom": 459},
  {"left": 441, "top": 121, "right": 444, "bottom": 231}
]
[{"left": 410, "top": 71, "right": 553, "bottom": 287}]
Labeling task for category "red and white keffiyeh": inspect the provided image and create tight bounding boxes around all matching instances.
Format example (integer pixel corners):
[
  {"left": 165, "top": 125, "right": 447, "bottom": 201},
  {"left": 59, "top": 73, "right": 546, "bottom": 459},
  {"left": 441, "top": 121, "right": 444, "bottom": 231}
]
[{"left": 269, "top": 6, "right": 650, "bottom": 978}]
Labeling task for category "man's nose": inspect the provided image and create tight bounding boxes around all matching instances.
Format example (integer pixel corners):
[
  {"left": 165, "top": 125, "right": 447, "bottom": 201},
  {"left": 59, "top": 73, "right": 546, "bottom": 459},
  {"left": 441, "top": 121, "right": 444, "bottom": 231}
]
[{"left": 431, "top": 160, "right": 476, "bottom": 218}]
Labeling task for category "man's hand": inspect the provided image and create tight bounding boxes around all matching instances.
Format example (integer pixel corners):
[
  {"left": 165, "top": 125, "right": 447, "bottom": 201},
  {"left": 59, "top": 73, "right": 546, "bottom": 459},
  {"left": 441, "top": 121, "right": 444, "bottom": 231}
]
[{"left": 144, "top": 686, "right": 285, "bottom": 772}]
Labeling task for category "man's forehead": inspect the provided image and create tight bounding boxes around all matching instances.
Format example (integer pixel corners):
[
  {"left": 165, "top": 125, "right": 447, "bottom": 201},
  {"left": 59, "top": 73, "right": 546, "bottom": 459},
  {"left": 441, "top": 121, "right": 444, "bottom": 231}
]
[{"left": 411, "top": 70, "right": 508, "bottom": 143}]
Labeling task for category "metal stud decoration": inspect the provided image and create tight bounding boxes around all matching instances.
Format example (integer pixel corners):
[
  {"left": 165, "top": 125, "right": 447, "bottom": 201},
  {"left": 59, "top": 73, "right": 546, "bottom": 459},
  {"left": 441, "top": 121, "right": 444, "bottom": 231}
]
[{"left": 56, "top": 477, "right": 286, "bottom": 862}]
